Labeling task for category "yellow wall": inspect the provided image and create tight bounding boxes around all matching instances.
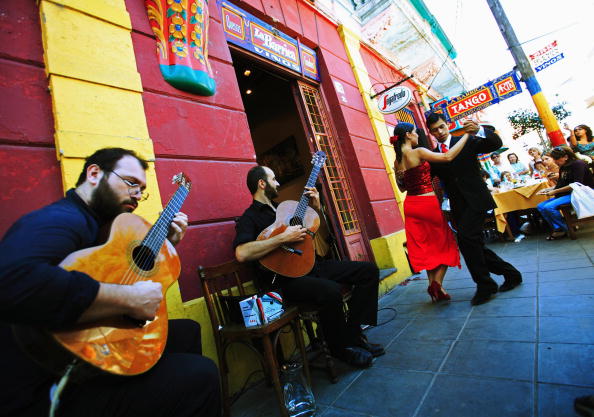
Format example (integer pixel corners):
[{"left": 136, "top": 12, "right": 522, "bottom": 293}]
[{"left": 338, "top": 25, "right": 411, "bottom": 284}]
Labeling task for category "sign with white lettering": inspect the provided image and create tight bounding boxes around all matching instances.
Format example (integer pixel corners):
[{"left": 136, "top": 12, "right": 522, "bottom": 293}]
[
  {"left": 429, "top": 70, "right": 522, "bottom": 122},
  {"left": 529, "top": 40, "right": 564, "bottom": 72},
  {"left": 219, "top": 0, "right": 319, "bottom": 81},
  {"left": 376, "top": 86, "right": 413, "bottom": 114}
]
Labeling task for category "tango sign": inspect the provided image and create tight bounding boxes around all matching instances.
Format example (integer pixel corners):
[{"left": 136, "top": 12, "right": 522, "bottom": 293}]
[
  {"left": 377, "top": 86, "right": 413, "bottom": 114},
  {"left": 432, "top": 70, "right": 523, "bottom": 122}
]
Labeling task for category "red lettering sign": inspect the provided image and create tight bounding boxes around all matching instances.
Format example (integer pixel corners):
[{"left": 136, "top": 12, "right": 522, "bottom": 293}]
[
  {"left": 301, "top": 49, "right": 317, "bottom": 74},
  {"left": 222, "top": 8, "right": 244, "bottom": 40},
  {"left": 495, "top": 77, "right": 516, "bottom": 96},
  {"left": 251, "top": 23, "right": 299, "bottom": 64},
  {"left": 446, "top": 88, "right": 494, "bottom": 119}
]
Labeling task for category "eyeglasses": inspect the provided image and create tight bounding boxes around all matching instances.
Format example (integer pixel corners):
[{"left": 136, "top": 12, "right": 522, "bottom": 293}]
[{"left": 108, "top": 171, "right": 149, "bottom": 201}]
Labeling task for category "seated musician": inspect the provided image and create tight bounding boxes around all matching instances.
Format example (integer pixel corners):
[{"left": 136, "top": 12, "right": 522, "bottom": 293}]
[
  {"left": 0, "top": 148, "right": 221, "bottom": 417},
  {"left": 233, "top": 165, "right": 384, "bottom": 368}
]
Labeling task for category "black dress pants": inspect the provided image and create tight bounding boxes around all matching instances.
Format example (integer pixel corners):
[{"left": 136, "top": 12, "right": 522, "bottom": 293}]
[
  {"left": 453, "top": 203, "right": 520, "bottom": 294},
  {"left": 56, "top": 319, "right": 221, "bottom": 417},
  {"left": 277, "top": 260, "right": 379, "bottom": 354}
]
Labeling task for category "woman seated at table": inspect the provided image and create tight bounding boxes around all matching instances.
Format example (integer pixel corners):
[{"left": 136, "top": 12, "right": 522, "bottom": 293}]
[
  {"left": 536, "top": 146, "right": 594, "bottom": 240},
  {"left": 507, "top": 152, "right": 530, "bottom": 176},
  {"left": 528, "top": 147, "right": 543, "bottom": 175},
  {"left": 541, "top": 151, "right": 560, "bottom": 186}
]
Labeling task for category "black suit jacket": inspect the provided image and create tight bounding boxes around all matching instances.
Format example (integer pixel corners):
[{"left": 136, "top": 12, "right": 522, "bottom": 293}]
[{"left": 430, "top": 127, "right": 502, "bottom": 214}]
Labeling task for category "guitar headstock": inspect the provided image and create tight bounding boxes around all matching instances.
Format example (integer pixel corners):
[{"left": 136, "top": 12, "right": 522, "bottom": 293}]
[
  {"left": 311, "top": 151, "right": 327, "bottom": 168},
  {"left": 172, "top": 172, "right": 192, "bottom": 190}
]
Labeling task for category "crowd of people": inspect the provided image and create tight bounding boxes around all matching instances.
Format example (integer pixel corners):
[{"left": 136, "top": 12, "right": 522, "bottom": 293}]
[{"left": 1, "top": 117, "right": 592, "bottom": 417}]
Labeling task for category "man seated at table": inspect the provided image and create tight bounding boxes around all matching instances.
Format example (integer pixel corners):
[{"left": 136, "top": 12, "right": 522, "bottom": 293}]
[{"left": 233, "top": 165, "right": 384, "bottom": 368}]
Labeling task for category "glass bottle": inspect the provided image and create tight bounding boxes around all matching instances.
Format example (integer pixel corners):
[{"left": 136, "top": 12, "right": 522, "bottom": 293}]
[{"left": 280, "top": 362, "right": 316, "bottom": 417}]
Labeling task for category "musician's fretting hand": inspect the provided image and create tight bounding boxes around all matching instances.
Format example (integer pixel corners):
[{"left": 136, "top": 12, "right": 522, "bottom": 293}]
[
  {"left": 126, "top": 281, "right": 163, "bottom": 321},
  {"left": 304, "top": 186, "right": 321, "bottom": 211},
  {"left": 280, "top": 225, "right": 308, "bottom": 243},
  {"left": 167, "top": 211, "right": 188, "bottom": 246}
]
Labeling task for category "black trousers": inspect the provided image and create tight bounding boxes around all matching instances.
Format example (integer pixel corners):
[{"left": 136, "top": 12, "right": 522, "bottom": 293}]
[
  {"left": 453, "top": 203, "right": 520, "bottom": 294},
  {"left": 54, "top": 320, "right": 221, "bottom": 417},
  {"left": 277, "top": 260, "right": 379, "bottom": 354}
]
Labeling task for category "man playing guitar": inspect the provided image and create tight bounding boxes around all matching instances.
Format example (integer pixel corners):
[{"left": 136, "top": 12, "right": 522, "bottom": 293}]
[
  {"left": 0, "top": 148, "right": 221, "bottom": 417},
  {"left": 234, "top": 165, "right": 384, "bottom": 368}
]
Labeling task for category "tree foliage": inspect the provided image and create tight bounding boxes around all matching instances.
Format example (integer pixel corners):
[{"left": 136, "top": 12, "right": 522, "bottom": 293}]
[{"left": 507, "top": 102, "right": 571, "bottom": 140}]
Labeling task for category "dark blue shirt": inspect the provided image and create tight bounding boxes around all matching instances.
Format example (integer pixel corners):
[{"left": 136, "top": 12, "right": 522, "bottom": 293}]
[{"left": 0, "top": 189, "right": 102, "bottom": 416}]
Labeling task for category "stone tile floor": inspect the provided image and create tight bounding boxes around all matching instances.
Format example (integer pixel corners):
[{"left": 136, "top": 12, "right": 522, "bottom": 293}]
[{"left": 231, "top": 224, "right": 594, "bottom": 417}]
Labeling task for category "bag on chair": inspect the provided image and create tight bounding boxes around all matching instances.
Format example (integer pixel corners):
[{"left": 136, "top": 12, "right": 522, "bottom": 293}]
[{"left": 569, "top": 182, "right": 594, "bottom": 219}]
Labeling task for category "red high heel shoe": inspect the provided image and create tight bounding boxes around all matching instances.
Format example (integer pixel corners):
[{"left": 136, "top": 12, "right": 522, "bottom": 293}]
[
  {"left": 427, "top": 282, "right": 438, "bottom": 302},
  {"left": 430, "top": 281, "right": 451, "bottom": 302}
]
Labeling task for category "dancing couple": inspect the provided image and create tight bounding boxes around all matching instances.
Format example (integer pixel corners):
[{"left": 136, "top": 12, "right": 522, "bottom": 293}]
[{"left": 393, "top": 114, "right": 522, "bottom": 305}]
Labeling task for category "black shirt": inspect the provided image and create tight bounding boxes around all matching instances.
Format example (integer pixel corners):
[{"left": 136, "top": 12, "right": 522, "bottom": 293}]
[
  {"left": 556, "top": 159, "right": 594, "bottom": 195},
  {"left": 0, "top": 189, "right": 103, "bottom": 415},
  {"left": 233, "top": 200, "right": 277, "bottom": 249}
]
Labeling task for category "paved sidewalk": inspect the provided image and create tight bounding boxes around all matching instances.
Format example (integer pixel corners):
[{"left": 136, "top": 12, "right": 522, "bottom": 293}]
[{"left": 232, "top": 224, "right": 594, "bottom": 417}]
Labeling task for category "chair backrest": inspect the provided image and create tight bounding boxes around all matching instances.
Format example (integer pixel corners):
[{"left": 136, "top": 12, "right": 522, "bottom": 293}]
[{"left": 198, "top": 260, "right": 251, "bottom": 338}]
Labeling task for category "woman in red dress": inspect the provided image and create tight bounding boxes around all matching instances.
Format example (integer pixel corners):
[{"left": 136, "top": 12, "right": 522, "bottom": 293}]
[{"left": 392, "top": 122, "right": 468, "bottom": 302}]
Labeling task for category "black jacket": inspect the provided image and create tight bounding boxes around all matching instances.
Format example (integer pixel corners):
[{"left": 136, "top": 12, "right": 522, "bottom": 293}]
[{"left": 430, "top": 128, "right": 502, "bottom": 213}]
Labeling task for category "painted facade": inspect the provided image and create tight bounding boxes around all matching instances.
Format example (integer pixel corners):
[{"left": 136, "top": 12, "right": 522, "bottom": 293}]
[{"left": 0, "top": 0, "right": 449, "bottom": 393}]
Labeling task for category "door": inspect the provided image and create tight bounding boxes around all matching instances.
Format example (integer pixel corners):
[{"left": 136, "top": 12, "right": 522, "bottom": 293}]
[{"left": 294, "top": 81, "right": 370, "bottom": 262}]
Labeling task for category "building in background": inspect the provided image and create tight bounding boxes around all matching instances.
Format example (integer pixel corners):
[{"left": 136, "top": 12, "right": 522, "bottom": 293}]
[{"left": 0, "top": 0, "right": 464, "bottom": 393}]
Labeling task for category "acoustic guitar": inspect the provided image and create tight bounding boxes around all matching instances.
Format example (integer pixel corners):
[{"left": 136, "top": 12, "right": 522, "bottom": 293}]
[
  {"left": 14, "top": 173, "right": 191, "bottom": 379},
  {"left": 257, "top": 151, "right": 327, "bottom": 278}
]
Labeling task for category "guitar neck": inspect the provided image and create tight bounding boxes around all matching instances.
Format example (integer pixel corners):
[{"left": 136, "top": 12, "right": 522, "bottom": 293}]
[
  {"left": 293, "top": 163, "right": 323, "bottom": 221},
  {"left": 143, "top": 185, "right": 190, "bottom": 253}
]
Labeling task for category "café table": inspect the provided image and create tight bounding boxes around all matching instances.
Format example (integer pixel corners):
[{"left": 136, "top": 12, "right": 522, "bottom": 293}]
[{"left": 492, "top": 180, "right": 550, "bottom": 236}]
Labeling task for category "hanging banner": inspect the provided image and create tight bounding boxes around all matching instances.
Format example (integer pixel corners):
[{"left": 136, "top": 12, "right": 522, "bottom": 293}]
[
  {"left": 219, "top": 0, "right": 320, "bottom": 81},
  {"left": 429, "top": 70, "right": 522, "bottom": 122},
  {"left": 529, "top": 40, "right": 564, "bottom": 72},
  {"left": 376, "top": 86, "right": 413, "bottom": 114}
]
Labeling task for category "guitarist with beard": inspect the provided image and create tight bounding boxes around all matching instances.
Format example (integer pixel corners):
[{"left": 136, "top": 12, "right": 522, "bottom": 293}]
[
  {"left": 234, "top": 166, "right": 384, "bottom": 369},
  {"left": 0, "top": 148, "right": 221, "bottom": 417}
]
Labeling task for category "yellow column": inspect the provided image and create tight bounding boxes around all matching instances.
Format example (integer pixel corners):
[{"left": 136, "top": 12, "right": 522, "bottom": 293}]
[
  {"left": 338, "top": 25, "right": 412, "bottom": 283},
  {"left": 39, "top": 0, "right": 185, "bottom": 315}
]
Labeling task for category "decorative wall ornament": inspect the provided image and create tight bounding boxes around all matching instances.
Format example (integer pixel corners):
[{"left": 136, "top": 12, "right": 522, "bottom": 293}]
[{"left": 146, "top": 0, "right": 216, "bottom": 96}]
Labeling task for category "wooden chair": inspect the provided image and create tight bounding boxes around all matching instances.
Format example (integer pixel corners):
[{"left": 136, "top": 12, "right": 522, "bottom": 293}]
[
  {"left": 198, "top": 260, "right": 311, "bottom": 417},
  {"left": 559, "top": 204, "right": 594, "bottom": 239}
]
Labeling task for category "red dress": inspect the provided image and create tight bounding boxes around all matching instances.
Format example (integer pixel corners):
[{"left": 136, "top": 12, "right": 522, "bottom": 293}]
[{"left": 403, "top": 161, "right": 460, "bottom": 272}]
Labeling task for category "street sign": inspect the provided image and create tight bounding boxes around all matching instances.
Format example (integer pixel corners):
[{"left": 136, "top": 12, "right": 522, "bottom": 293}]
[
  {"left": 376, "top": 86, "right": 413, "bottom": 114},
  {"left": 529, "top": 40, "right": 564, "bottom": 72},
  {"left": 428, "top": 70, "right": 522, "bottom": 122}
]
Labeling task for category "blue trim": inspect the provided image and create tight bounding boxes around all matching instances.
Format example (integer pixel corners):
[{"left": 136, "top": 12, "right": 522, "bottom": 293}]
[{"left": 524, "top": 76, "right": 542, "bottom": 96}]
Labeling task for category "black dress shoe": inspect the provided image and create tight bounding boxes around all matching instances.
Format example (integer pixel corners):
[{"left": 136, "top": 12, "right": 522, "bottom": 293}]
[
  {"left": 356, "top": 335, "right": 385, "bottom": 357},
  {"left": 335, "top": 346, "right": 373, "bottom": 368},
  {"left": 574, "top": 395, "right": 594, "bottom": 417},
  {"left": 471, "top": 289, "right": 497, "bottom": 306},
  {"left": 500, "top": 274, "right": 522, "bottom": 292}
]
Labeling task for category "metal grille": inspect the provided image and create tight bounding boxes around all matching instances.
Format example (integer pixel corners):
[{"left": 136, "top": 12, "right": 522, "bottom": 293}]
[{"left": 298, "top": 83, "right": 360, "bottom": 235}]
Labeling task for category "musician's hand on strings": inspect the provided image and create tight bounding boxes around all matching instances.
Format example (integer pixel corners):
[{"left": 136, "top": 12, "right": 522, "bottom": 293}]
[
  {"left": 280, "top": 225, "right": 307, "bottom": 243},
  {"left": 167, "top": 211, "right": 188, "bottom": 246},
  {"left": 304, "top": 186, "right": 321, "bottom": 211},
  {"left": 126, "top": 281, "right": 163, "bottom": 321}
]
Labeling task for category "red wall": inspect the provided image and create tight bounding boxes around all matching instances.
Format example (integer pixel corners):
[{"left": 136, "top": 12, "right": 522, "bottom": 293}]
[{"left": 0, "top": 1, "right": 63, "bottom": 237}]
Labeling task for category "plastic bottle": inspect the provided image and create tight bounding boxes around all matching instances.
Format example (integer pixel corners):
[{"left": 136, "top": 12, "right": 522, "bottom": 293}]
[{"left": 280, "top": 362, "right": 316, "bottom": 417}]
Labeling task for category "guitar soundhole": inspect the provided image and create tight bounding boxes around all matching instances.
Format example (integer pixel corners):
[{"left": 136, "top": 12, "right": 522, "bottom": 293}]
[
  {"left": 289, "top": 217, "right": 303, "bottom": 227},
  {"left": 132, "top": 245, "right": 156, "bottom": 271}
]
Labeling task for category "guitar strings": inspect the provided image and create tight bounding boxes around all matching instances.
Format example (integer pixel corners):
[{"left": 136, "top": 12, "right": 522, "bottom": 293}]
[{"left": 119, "top": 186, "right": 189, "bottom": 286}]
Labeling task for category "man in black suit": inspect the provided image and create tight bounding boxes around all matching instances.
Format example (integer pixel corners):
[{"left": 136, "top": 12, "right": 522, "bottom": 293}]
[{"left": 426, "top": 113, "right": 522, "bottom": 305}]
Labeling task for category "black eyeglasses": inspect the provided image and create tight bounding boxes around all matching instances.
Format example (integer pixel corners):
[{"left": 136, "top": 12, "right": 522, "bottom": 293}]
[{"left": 108, "top": 171, "right": 149, "bottom": 201}]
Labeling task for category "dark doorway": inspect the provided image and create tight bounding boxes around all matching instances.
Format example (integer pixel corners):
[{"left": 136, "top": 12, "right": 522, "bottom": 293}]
[{"left": 231, "top": 51, "right": 342, "bottom": 260}]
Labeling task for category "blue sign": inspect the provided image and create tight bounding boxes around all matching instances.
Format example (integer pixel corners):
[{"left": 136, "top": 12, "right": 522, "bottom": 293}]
[
  {"left": 535, "top": 53, "right": 565, "bottom": 72},
  {"left": 219, "top": 0, "right": 319, "bottom": 81}
]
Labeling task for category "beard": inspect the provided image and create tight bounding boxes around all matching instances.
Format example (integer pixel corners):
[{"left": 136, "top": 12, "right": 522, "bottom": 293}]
[
  {"left": 89, "top": 177, "right": 136, "bottom": 221},
  {"left": 264, "top": 181, "right": 278, "bottom": 200}
]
